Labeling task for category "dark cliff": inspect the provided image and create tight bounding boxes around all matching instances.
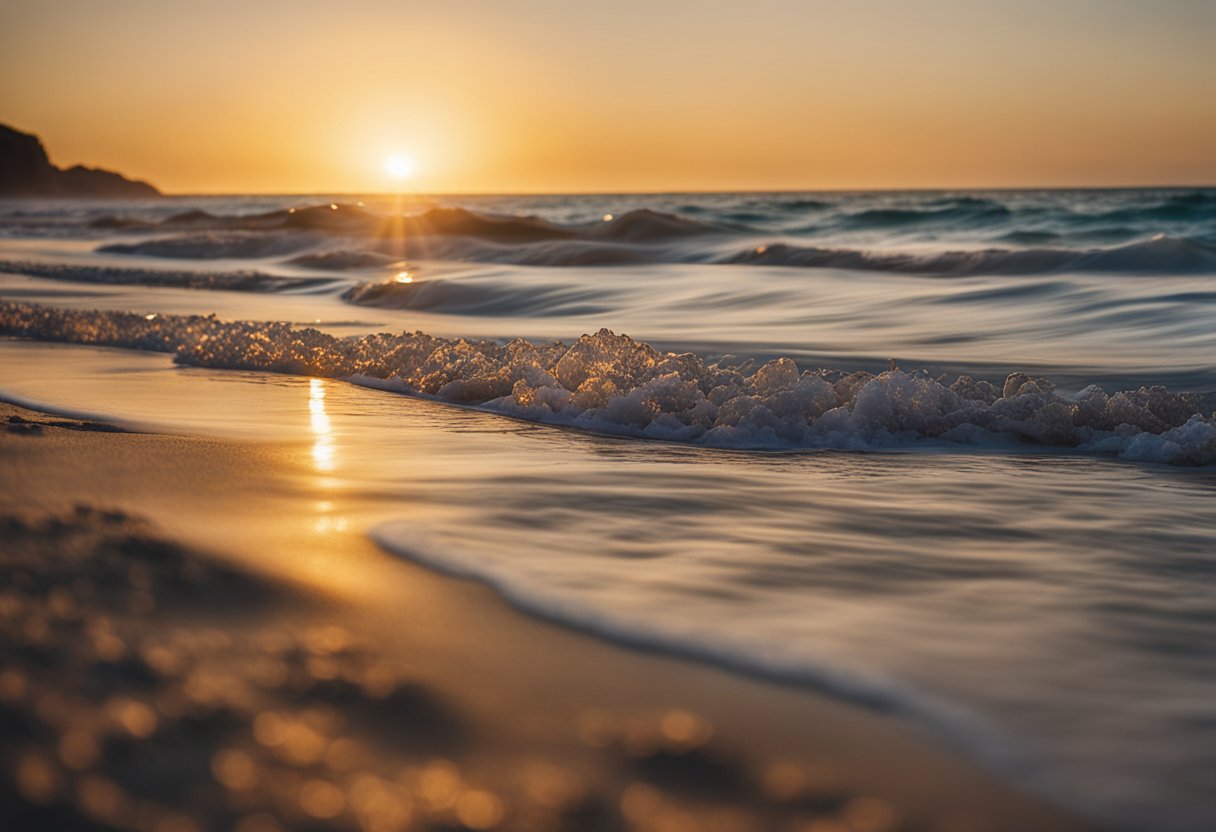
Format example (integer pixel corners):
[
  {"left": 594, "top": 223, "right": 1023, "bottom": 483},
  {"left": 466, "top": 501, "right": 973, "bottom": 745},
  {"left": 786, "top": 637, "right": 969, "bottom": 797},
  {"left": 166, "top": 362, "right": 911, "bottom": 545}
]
[{"left": 0, "top": 123, "right": 160, "bottom": 198}]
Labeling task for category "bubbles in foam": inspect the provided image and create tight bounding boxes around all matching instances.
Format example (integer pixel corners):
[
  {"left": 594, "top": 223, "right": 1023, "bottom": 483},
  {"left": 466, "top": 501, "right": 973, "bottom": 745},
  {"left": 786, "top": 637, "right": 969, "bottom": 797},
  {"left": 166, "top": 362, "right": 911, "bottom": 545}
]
[{"left": 2, "top": 300, "right": 1213, "bottom": 465}]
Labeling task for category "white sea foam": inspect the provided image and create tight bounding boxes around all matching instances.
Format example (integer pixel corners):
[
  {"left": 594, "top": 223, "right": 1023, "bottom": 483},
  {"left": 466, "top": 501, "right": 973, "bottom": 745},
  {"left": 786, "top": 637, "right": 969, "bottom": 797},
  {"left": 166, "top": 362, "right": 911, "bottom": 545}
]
[{"left": 3, "top": 300, "right": 1213, "bottom": 464}]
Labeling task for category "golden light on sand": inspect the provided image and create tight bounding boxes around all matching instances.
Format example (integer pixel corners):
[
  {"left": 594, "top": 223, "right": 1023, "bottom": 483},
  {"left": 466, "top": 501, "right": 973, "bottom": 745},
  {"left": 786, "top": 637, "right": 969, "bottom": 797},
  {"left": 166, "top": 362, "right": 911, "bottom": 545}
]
[{"left": 385, "top": 154, "right": 416, "bottom": 181}]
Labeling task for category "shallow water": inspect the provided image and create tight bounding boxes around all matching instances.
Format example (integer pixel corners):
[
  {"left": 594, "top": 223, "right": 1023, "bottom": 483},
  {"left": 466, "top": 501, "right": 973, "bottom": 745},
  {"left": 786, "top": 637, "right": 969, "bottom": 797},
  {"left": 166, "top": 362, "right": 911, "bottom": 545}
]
[{"left": 1, "top": 190, "right": 1215, "bottom": 830}]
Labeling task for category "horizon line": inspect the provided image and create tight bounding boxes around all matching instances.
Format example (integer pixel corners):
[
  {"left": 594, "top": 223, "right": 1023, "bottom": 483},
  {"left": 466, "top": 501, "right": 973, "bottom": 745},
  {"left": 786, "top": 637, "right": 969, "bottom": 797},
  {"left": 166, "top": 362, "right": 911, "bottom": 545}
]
[{"left": 151, "top": 183, "right": 1216, "bottom": 199}]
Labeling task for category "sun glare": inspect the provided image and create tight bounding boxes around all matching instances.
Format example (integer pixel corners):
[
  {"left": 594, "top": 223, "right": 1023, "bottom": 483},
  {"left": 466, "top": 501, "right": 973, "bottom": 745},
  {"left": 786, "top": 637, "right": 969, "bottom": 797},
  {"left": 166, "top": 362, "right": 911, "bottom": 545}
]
[{"left": 385, "top": 154, "right": 416, "bottom": 180}]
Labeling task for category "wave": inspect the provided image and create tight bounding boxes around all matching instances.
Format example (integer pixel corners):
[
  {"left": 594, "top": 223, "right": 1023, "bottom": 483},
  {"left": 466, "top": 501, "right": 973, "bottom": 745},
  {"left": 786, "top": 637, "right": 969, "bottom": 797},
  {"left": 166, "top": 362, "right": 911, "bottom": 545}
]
[
  {"left": 89, "top": 208, "right": 219, "bottom": 230},
  {"left": 99, "top": 232, "right": 320, "bottom": 259},
  {"left": 1076, "top": 235, "right": 1216, "bottom": 272},
  {"left": 585, "top": 207, "right": 723, "bottom": 241},
  {"left": 88, "top": 205, "right": 729, "bottom": 268},
  {"left": 286, "top": 250, "right": 398, "bottom": 270},
  {"left": 994, "top": 230, "right": 1062, "bottom": 245},
  {"left": 343, "top": 278, "right": 616, "bottom": 317},
  {"left": 82, "top": 196, "right": 1216, "bottom": 275},
  {"left": 827, "top": 191, "right": 1216, "bottom": 230},
  {"left": 782, "top": 197, "right": 833, "bottom": 211},
  {"left": 1069, "top": 190, "right": 1216, "bottom": 225},
  {"left": 729, "top": 235, "right": 1216, "bottom": 275},
  {"left": 840, "top": 198, "right": 1012, "bottom": 228},
  {"left": 367, "top": 236, "right": 661, "bottom": 267},
  {"left": 161, "top": 208, "right": 221, "bottom": 225},
  {"left": 371, "top": 233, "right": 1216, "bottom": 275},
  {"left": 390, "top": 206, "right": 576, "bottom": 242},
  {"left": 20, "top": 189, "right": 1216, "bottom": 253},
  {"left": 0, "top": 260, "right": 341, "bottom": 293},
  {"left": 3, "top": 300, "right": 1213, "bottom": 465},
  {"left": 90, "top": 203, "right": 728, "bottom": 243}
]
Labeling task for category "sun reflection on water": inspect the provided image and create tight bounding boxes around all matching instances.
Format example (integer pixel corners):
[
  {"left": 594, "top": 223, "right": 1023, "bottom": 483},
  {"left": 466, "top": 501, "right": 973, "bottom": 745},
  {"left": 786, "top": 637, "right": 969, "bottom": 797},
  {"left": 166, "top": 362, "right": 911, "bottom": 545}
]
[
  {"left": 308, "top": 380, "right": 349, "bottom": 534},
  {"left": 308, "top": 378, "right": 335, "bottom": 473},
  {"left": 313, "top": 497, "right": 349, "bottom": 534}
]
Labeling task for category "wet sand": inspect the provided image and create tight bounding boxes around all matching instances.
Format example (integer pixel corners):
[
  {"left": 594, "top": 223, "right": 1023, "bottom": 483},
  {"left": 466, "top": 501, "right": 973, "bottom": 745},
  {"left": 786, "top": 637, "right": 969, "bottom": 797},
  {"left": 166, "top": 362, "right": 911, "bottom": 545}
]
[{"left": 0, "top": 401, "right": 1096, "bottom": 832}]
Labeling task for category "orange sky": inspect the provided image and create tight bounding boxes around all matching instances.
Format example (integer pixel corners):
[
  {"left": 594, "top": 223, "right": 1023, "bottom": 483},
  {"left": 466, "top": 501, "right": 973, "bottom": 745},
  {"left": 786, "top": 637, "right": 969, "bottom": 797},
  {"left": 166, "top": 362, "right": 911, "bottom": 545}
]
[{"left": 2, "top": 0, "right": 1214, "bottom": 194}]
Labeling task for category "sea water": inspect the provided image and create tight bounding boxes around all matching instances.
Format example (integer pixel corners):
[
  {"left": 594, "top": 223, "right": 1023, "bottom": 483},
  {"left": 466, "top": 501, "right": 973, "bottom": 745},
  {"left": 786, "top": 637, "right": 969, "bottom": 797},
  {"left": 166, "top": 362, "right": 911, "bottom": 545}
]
[{"left": 1, "top": 189, "right": 1214, "bottom": 830}]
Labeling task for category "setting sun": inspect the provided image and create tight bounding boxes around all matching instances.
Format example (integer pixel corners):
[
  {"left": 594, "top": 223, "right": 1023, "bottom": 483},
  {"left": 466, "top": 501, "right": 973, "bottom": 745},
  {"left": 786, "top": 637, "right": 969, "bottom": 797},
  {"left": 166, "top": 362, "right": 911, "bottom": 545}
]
[{"left": 385, "top": 154, "right": 415, "bottom": 181}]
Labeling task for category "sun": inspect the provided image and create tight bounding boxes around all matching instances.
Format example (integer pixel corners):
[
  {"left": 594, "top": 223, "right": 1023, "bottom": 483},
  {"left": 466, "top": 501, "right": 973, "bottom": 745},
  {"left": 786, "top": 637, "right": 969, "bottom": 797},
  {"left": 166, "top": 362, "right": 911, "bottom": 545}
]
[{"left": 385, "top": 154, "right": 416, "bottom": 180}]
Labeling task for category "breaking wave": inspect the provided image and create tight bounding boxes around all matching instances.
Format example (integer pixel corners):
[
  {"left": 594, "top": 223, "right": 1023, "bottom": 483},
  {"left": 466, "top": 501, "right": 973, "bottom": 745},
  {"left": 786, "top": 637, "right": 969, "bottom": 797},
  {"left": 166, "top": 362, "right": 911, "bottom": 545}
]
[{"left": 3, "top": 300, "right": 1213, "bottom": 465}]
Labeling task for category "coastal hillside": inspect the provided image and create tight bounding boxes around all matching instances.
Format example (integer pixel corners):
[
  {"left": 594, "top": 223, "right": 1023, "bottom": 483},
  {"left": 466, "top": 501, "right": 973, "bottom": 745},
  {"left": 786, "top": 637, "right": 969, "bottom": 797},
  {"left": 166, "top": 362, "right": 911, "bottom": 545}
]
[{"left": 0, "top": 122, "right": 159, "bottom": 197}]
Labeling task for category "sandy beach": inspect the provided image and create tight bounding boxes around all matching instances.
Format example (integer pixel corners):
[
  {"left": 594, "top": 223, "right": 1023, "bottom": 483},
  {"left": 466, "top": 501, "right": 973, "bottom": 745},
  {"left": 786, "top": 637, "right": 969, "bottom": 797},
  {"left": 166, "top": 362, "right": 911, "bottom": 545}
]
[{"left": 0, "top": 399, "right": 1095, "bottom": 832}]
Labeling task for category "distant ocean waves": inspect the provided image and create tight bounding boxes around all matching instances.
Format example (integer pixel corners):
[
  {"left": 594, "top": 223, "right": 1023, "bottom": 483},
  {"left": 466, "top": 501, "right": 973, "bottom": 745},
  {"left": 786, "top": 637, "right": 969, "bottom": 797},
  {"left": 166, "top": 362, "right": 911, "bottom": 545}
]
[
  {"left": 723, "top": 234, "right": 1216, "bottom": 275},
  {"left": 3, "top": 188, "right": 1213, "bottom": 275},
  {"left": 59, "top": 194, "right": 1216, "bottom": 275}
]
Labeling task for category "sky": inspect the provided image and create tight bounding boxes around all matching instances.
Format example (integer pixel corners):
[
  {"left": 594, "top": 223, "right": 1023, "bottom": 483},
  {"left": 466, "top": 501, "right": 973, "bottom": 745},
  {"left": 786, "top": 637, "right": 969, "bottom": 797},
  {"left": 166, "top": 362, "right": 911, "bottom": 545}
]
[{"left": 2, "top": 0, "right": 1214, "bottom": 194}]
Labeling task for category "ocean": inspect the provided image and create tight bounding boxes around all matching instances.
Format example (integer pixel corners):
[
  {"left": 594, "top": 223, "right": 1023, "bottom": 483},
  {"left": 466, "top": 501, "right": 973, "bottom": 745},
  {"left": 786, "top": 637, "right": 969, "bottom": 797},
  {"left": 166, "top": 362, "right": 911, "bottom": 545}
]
[{"left": 1, "top": 188, "right": 1214, "bottom": 830}]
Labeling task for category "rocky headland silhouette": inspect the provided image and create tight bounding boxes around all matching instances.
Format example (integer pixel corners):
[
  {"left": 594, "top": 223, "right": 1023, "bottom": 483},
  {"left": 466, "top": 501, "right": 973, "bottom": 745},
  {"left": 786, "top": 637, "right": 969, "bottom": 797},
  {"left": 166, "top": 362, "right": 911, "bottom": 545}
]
[{"left": 0, "top": 122, "right": 159, "bottom": 198}]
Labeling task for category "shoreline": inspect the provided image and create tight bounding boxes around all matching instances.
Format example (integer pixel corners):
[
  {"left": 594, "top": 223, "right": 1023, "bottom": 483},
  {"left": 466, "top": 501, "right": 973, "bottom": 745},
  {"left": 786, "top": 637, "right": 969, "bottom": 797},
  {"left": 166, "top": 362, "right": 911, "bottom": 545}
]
[{"left": 0, "top": 400, "right": 1097, "bottom": 831}]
